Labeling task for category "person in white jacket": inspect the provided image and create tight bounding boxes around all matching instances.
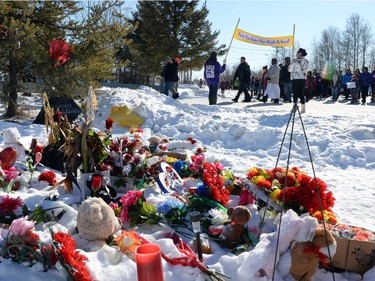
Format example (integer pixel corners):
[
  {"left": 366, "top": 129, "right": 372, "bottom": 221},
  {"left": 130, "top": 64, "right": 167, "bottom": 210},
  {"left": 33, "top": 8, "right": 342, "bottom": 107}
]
[
  {"left": 263, "top": 58, "right": 281, "bottom": 103},
  {"left": 288, "top": 48, "right": 309, "bottom": 113}
]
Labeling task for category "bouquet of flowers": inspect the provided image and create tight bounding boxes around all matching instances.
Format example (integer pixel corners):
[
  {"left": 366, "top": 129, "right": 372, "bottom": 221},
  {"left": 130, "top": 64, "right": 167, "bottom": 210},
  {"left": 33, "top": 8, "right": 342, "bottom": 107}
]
[
  {"left": 51, "top": 232, "right": 93, "bottom": 281},
  {"left": 110, "top": 190, "right": 162, "bottom": 226},
  {"left": 189, "top": 155, "right": 230, "bottom": 207},
  {"left": 331, "top": 224, "right": 375, "bottom": 242},
  {"left": 246, "top": 166, "right": 338, "bottom": 224},
  {"left": 1, "top": 216, "right": 42, "bottom": 267}
]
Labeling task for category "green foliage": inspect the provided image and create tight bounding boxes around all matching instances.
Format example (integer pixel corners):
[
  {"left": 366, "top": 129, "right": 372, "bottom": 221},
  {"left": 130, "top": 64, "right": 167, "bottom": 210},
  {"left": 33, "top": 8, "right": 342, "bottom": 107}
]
[
  {"left": 0, "top": 1, "right": 136, "bottom": 116},
  {"left": 130, "top": 1, "right": 226, "bottom": 76}
]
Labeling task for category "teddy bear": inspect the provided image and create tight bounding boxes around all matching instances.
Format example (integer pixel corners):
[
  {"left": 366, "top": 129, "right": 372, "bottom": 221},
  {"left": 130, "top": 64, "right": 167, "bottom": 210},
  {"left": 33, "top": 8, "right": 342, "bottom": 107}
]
[
  {"left": 219, "top": 205, "right": 251, "bottom": 248},
  {"left": 74, "top": 197, "right": 121, "bottom": 251},
  {"left": 276, "top": 214, "right": 337, "bottom": 281},
  {"left": 148, "top": 136, "right": 162, "bottom": 153},
  {"left": 289, "top": 225, "right": 337, "bottom": 281}
]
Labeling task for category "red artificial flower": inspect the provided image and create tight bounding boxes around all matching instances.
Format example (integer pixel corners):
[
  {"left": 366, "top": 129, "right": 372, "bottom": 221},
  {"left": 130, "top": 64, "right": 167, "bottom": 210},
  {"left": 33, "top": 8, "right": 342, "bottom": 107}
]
[
  {"left": 52, "top": 109, "right": 63, "bottom": 122},
  {"left": 38, "top": 171, "right": 57, "bottom": 185},
  {"left": 0, "top": 195, "right": 23, "bottom": 215},
  {"left": 33, "top": 144, "right": 44, "bottom": 155},
  {"left": 201, "top": 162, "right": 229, "bottom": 206},
  {"left": 91, "top": 175, "right": 102, "bottom": 190},
  {"left": 105, "top": 118, "right": 114, "bottom": 130},
  {"left": 123, "top": 153, "right": 133, "bottom": 163},
  {"left": 49, "top": 39, "right": 74, "bottom": 67},
  {"left": 53, "top": 232, "right": 92, "bottom": 281}
]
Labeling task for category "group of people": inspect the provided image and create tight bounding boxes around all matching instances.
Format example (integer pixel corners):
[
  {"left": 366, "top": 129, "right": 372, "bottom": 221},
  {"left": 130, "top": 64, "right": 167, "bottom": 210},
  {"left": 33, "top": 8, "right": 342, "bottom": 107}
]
[
  {"left": 202, "top": 48, "right": 309, "bottom": 112},
  {"left": 162, "top": 48, "right": 375, "bottom": 110},
  {"left": 304, "top": 67, "right": 375, "bottom": 105}
]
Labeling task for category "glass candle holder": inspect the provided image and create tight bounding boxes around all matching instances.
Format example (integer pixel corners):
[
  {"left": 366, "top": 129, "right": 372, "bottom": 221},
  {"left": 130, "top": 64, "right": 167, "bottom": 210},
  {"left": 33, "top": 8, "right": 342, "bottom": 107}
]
[{"left": 135, "top": 243, "right": 164, "bottom": 281}]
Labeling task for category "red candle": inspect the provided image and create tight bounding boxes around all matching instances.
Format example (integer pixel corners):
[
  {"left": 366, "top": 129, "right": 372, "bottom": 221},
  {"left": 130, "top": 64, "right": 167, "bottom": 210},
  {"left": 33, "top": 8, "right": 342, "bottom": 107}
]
[{"left": 135, "top": 243, "right": 164, "bottom": 281}]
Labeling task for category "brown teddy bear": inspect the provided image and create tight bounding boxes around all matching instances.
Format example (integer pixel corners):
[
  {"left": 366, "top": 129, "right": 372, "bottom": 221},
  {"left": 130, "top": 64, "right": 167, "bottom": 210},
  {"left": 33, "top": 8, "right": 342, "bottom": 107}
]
[
  {"left": 219, "top": 206, "right": 251, "bottom": 248},
  {"left": 290, "top": 226, "right": 337, "bottom": 281}
]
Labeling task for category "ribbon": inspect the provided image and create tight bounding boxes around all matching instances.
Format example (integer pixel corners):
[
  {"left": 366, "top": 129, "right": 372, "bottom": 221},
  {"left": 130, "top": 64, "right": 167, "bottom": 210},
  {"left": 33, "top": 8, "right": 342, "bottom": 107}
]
[{"left": 303, "top": 245, "right": 329, "bottom": 269}]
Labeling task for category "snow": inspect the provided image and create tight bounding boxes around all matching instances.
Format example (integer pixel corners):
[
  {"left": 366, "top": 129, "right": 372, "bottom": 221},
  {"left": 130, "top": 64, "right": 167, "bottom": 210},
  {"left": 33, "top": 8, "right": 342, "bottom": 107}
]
[{"left": 0, "top": 84, "right": 375, "bottom": 281}]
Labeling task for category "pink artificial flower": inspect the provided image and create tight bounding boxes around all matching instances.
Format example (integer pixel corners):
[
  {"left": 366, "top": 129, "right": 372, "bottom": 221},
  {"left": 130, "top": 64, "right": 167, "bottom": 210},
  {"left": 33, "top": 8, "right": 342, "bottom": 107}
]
[
  {"left": 120, "top": 207, "right": 129, "bottom": 222},
  {"left": 109, "top": 201, "right": 118, "bottom": 209},
  {"left": 35, "top": 151, "right": 42, "bottom": 163},
  {"left": 239, "top": 189, "right": 255, "bottom": 205},
  {"left": 3, "top": 166, "right": 20, "bottom": 182},
  {"left": 215, "top": 162, "right": 224, "bottom": 172},
  {"left": 9, "top": 216, "right": 36, "bottom": 236}
]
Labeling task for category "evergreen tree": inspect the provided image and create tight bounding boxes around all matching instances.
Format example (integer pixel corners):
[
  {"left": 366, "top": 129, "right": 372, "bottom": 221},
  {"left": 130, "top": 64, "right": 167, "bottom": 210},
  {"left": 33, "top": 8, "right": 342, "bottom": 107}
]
[
  {"left": 130, "top": 1, "right": 226, "bottom": 82},
  {"left": 0, "top": 1, "right": 135, "bottom": 117}
]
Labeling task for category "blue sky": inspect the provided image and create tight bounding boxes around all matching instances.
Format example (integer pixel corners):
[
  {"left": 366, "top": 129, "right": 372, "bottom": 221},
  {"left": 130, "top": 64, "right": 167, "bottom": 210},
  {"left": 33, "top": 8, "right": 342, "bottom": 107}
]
[
  {"left": 204, "top": 0, "right": 375, "bottom": 70},
  {"left": 124, "top": 1, "right": 375, "bottom": 72}
]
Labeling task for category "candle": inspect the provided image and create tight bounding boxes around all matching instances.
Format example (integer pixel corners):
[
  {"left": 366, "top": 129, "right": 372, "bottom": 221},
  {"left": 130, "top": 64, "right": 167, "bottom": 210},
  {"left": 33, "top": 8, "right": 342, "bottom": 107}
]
[{"left": 135, "top": 243, "right": 164, "bottom": 281}]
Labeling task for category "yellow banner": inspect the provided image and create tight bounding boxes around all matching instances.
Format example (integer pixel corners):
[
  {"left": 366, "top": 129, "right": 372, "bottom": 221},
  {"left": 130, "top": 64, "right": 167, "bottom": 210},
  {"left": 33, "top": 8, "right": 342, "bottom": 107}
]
[{"left": 234, "top": 28, "right": 294, "bottom": 47}]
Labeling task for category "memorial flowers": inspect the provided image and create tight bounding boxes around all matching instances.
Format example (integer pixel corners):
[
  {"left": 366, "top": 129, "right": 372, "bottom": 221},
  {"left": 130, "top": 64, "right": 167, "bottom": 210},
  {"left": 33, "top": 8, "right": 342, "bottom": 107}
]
[
  {"left": 331, "top": 224, "right": 375, "bottom": 242},
  {"left": 246, "top": 166, "right": 338, "bottom": 223},
  {"left": 111, "top": 190, "right": 162, "bottom": 226},
  {"left": 51, "top": 232, "right": 92, "bottom": 281}
]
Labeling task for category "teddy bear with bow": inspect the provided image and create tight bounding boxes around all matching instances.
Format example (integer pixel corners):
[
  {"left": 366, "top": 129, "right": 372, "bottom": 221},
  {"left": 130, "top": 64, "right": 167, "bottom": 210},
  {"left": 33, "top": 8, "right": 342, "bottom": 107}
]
[{"left": 277, "top": 214, "right": 337, "bottom": 281}]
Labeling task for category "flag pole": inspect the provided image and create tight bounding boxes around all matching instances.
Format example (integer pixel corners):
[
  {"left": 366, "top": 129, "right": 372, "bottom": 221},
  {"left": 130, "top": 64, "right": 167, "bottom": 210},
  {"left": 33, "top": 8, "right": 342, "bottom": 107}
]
[
  {"left": 291, "top": 24, "right": 295, "bottom": 57},
  {"left": 224, "top": 18, "right": 241, "bottom": 61}
]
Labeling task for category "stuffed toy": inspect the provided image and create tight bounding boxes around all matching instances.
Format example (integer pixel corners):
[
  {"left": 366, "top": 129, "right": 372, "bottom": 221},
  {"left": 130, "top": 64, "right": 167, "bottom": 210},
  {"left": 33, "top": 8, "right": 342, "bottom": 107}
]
[
  {"left": 289, "top": 225, "right": 337, "bottom": 281},
  {"left": 220, "top": 205, "right": 251, "bottom": 248},
  {"left": 86, "top": 173, "right": 118, "bottom": 204},
  {"left": 148, "top": 136, "right": 162, "bottom": 153},
  {"left": 237, "top": 209, "right": 304, "bottom": 280},
  {"left": 2, "top": 128, "right": 28, "bottom": 161},
  {"left": 276, "top": 214, "right": 337, "bottom": 281},
  {"left": 75, "top": 197, "right": 121, "bottom": 251}
]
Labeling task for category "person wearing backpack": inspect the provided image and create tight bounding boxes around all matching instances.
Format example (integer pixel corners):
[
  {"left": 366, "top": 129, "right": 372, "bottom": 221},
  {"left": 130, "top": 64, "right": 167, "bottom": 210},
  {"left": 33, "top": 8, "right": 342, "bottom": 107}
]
[{"left": 204, "top": 51, "right": 226, "bottom": 105}]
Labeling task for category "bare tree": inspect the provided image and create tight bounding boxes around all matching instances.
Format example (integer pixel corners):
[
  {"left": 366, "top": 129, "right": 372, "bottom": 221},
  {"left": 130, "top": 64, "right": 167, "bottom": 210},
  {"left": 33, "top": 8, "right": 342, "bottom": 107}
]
[
  {"left": 358, "top": 21, "right": 372, "bottom": 68},
  {"left": 344, "top": 13, "right": 362, "bottom": 69}
]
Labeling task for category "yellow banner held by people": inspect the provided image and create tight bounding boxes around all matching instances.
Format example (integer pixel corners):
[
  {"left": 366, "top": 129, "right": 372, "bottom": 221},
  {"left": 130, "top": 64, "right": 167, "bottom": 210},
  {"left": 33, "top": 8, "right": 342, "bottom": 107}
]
[{"left": 234, "top": 28, "right": 294, "bottom": 47}]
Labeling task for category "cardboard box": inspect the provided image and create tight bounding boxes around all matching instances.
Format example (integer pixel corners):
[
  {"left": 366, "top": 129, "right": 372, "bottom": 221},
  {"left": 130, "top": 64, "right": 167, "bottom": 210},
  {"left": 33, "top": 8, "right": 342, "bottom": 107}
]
[
  {"left": 331, "top": 225, "right": 375, "bottom": 275},
  {"left": 332, "top": 237, "right": 350, "bottom": 270},
  {"left": 345, "top": 239, "right": 375, "bottom": 274}
]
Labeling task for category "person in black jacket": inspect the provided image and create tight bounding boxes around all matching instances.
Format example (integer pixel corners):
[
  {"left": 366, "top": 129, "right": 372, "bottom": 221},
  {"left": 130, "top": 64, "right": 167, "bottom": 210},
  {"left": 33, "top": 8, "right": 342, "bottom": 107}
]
[
  {"left": 280, "top": 57, "right": 292, "bottom": 102},
  {"left": 231, "top": 57, "right": 252, "bottom": 102},
  {"left": 161, "top": 57, "right": 179, "bottom": 98}
]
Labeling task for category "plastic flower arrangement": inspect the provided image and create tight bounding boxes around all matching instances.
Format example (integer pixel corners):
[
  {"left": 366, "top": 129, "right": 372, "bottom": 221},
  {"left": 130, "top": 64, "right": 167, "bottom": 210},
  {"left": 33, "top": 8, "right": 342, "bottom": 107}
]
[
  {"left": 110, "top": 190, "right": 162, "bottom": 227},
  {"left": 104, "top": 127, "right": 147, "bottom": 179},
  {"left": 331, "top": 224, "right": 375, "bottom": 242},
  {"left": 156, "top": 197, "right": 187, "bottom": 226},
  {"left": 246, "top": 166, "right": 337, "bottom": 223},
  {"left": 1, "top": 216, "right": 43, "bottom": 267},
  {"left": 51, "top": 232, "right": 93, "bottom": 281},
  {"left": 189, "top": 155, "right": 230, "bottom": 207}
]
